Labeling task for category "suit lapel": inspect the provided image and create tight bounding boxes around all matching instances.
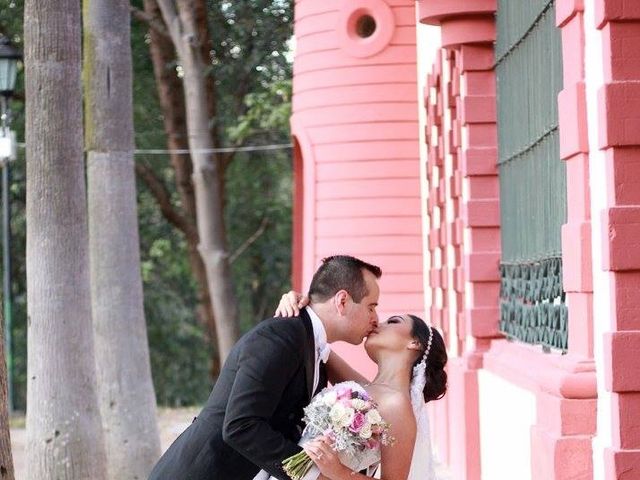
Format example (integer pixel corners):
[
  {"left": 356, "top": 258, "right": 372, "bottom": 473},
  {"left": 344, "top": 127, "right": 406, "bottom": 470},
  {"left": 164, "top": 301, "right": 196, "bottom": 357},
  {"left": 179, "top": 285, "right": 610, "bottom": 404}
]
[{"left": 300, "top": 308, "right": 315, "bottom": 401}]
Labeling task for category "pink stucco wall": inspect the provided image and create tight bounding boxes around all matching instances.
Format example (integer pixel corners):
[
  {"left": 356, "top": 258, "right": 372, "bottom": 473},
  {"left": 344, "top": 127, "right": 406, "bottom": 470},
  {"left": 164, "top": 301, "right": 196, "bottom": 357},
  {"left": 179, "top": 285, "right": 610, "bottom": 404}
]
[
  {"left": 417, "top": 2, "right": 598, "bottom": 479},
  {"left": 593, "top": 1, "right": 640, "bottom": 477},
  {"left": 291, "top": 0, "right": 424, "bottom": 377},
  {"left": 290, "top": 1, "right": 640, "bottom": 479}
]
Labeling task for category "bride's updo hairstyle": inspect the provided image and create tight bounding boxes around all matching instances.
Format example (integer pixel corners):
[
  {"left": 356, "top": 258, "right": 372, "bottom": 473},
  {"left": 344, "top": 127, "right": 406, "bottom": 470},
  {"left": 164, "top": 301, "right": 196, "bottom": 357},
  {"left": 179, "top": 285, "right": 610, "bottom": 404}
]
[{"left": 409, "top": 315, "right": 448, "bottom": 403}]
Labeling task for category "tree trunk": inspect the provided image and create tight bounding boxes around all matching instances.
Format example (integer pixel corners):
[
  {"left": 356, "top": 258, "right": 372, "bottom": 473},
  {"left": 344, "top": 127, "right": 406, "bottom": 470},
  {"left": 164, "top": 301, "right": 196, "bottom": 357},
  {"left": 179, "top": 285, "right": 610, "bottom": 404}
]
[
  {"left": 143, "top": 0, "right": 220, "bottom": 376},
  {"left": 24, "top": 1, "right": 108, "bottom": 478},
  {"left": 0, "top": 311, "right": 14, "bottom": 480},
  {"left": 83, "top": 1, "right": 161, "bottom": 477},
  {"left": 158, "top": 0, "right": 240, "bottom": 362}
]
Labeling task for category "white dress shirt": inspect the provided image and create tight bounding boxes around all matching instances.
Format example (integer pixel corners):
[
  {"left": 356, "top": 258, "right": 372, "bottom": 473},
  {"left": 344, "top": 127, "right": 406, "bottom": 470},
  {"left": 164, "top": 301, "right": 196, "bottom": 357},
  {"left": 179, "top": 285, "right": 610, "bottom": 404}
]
[{"left": 305, "top": 306, "right": 331, "bottom": 394}]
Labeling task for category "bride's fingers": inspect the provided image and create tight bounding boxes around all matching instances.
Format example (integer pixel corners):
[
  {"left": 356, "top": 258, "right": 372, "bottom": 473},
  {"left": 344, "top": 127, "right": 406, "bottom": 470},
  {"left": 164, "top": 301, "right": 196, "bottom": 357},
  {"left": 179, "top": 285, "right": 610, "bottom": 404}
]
[
  {"left": 317, "top": 441, "right": 334, "bottom": 456},
  {"left": 313, "top": 442, "right": 339, "bottom": 470},
  {"left": 297, "top": 293, "right": 309, "bottom": 309},
  {"left": 303, "top": 444, "right": 323, "bottom": 462},
  {"left": 285, "top": 291, "right": 300, "bottom": 316},
  {"left": 307, "top": 440, "right": 332, "bottom": 459},
  {"left": 275, "top": 293, "right": 294, "bottom": 317}
]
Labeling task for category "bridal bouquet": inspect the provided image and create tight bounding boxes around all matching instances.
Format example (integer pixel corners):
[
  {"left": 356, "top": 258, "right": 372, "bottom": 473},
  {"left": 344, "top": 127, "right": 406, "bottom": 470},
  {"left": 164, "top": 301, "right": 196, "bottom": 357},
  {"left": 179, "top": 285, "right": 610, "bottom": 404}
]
[{"left": 282, "top": 382, "right": 394, "bottom": 480}]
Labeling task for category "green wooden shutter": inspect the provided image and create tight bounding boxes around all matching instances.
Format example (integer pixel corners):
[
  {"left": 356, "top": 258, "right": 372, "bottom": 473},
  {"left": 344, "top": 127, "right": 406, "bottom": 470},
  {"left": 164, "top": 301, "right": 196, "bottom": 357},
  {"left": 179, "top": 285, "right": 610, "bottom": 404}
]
[{"left": 496, "top": 0, "right": 568, "bottom": 352}]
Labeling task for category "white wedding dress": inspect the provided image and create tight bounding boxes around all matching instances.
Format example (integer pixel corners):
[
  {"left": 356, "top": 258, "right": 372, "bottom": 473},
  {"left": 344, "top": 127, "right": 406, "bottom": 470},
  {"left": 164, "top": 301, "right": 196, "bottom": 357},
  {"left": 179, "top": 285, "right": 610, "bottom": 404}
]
[{"left": 253, "top": 380, "right": 438, "bottom": 480}]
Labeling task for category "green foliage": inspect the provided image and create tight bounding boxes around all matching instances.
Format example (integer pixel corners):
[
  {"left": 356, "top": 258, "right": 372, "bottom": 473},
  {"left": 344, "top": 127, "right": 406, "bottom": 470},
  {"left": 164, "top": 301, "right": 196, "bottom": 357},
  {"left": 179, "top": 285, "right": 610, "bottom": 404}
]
[
  {"left": 227, "top": 79, "right": 291, "bottom": 144},
  {"left": 212, "top": 0, "right": 295, "bottom": 332},
  {"left": 209, "top": 0, "right": 293, "bottom": 142},
  {"left": 128, "top": 9, "right": 214, "bottom": 405},
  {"left": 130, "top": 0, "right": 294, "bottom": 404},
  {"left": 136, "top": 163, "right": 212, "bottom": 406},
  {"left": 226, "top": 150, "right": 292, "bottom": 332},
  {"left": 1, "top": 0, "right": 294, "bottom": 409},
  {"left": 7, "top": 154, "right": 26, "bottom": 412},
  {"left": 0, "top": 1, "right": 22, "bottom": 41},
  {"left": 0, "top": 0, "right": 26, "bottom": 411}
]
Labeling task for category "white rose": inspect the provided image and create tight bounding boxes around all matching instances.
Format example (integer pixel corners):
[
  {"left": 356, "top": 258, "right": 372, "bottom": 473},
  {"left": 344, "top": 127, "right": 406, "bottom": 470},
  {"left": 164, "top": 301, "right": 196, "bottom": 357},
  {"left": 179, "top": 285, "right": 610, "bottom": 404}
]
[
  {"left": 340, "top": 407, "right": 355, "bottom": 428},
  {"left": 330, "top": 404, "right": 347, "bottom": 426},
  {"left": 359, "top": 423, "right": 372, "bottom": 439},
  {"left": 365, "top": 410, "right": 382, "bottom": 425},
  {"left": 323, "top": 391, "right": 338, "bottom": 406},
  {"left": 351, "top": 399, "right": 366, "bottom": 410}
]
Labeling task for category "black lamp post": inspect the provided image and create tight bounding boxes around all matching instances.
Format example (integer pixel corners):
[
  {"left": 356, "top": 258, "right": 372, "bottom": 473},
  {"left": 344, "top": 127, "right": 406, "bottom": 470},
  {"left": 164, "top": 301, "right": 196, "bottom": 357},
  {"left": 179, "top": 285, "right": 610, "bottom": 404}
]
[{"left": 0, "top": 35, "right": 21, "bottom": 413}]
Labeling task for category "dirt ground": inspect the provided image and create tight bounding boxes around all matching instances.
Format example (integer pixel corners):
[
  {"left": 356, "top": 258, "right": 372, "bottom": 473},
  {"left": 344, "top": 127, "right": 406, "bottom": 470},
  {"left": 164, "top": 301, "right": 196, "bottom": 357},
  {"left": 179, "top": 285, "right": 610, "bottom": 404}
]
[
  {"left": 10, "top": 408, "right": 451, "bottom": 479},
  {"left": 10, "top": 407, "right": 200, "bottom": 480}
]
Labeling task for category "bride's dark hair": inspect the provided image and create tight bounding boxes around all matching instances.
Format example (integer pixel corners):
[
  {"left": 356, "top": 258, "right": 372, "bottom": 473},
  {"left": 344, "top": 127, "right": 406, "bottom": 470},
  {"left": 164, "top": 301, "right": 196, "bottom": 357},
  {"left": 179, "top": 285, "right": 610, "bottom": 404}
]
[{"left": 408, "top": 315, "right": 448, "bottom": 403}]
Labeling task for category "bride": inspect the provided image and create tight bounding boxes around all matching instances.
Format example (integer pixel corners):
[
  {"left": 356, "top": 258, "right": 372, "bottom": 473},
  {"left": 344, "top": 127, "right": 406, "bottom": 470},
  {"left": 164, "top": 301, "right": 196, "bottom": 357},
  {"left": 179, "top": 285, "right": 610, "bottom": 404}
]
[{"left": 274, "top": 293, "right": 448, "bottom": 480}]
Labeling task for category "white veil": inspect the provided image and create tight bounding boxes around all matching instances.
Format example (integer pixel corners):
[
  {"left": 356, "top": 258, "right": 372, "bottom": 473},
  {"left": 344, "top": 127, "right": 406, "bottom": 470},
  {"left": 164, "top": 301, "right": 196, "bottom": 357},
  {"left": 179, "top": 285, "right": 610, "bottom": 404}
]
[{"left": 408, "top": 360, "right": 437, "bottom": 480}]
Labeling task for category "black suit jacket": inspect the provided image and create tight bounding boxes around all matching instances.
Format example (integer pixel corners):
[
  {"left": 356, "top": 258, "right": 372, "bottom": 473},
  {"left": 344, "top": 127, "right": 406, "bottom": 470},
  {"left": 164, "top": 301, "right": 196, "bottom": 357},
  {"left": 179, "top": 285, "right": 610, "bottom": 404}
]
[{"left": 149, "top": 310, "right": 326, "bottom": 480}]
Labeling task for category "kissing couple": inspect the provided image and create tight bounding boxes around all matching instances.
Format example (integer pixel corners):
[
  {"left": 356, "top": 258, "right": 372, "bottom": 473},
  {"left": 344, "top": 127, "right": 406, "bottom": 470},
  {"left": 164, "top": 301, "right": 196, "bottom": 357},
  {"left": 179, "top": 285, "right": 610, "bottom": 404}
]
[{"left": 149, "top": 255, "right": 448, "bottom": 480}]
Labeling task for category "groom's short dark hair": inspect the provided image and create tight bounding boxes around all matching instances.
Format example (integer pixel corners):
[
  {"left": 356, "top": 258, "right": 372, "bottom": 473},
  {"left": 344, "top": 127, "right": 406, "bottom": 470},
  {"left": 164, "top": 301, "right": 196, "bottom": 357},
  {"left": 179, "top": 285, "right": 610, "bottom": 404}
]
[{"left": 308, "top": 255, "right": 382, "bottom": 303}]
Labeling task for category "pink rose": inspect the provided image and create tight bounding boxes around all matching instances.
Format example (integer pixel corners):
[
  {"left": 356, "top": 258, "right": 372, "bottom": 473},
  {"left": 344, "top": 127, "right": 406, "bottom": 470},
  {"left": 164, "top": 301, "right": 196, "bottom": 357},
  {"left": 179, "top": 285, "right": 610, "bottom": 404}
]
[
  {"left": 336, "top": 387, "right": 352, "bottom": 400},
  {"left": 349, "top": 412, "right": 366, "bottom": 433}
]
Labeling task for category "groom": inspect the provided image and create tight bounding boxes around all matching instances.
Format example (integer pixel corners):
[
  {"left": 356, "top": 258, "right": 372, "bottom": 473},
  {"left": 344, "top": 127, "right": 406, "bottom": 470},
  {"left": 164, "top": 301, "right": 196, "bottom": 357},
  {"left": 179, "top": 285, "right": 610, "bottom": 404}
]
[{"left": 148, "top": 255, "right": 381, "bottom": 480}]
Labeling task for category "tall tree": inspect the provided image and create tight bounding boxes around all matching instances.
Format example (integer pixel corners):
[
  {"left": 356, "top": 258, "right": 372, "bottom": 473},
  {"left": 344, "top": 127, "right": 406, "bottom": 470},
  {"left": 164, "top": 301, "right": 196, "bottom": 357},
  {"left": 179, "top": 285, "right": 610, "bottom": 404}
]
[
  {"left": 24, "top": 0, "right": 108, "bottom": 477},
  {"left": 156, "top": 0, "right": 240, "bottom": 362},
  {"left": 0, "top": 311, "right": 14, "bottom": 479},
  {"left": 133, "top": 0, "right": 294, "bottom": 367},
  {"left": 83, "top": 0, "right": 161, "bottom": 478},
  {"left": 139, "top": 0, "right": 221, "bottom": 375}
]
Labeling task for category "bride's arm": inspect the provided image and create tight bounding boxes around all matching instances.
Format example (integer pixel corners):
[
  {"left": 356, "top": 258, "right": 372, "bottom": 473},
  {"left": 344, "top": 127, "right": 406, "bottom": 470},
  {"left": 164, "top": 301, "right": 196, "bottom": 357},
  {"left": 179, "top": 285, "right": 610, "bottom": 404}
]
[
  {"left": 325, "top": 351, "right": 368, "bottom": 385},
  {"left": 374, "top": 394, "right": 417, "bottom": 479},
  {"left": 274, "top": 290, "right": 307, "bottom": 317}
]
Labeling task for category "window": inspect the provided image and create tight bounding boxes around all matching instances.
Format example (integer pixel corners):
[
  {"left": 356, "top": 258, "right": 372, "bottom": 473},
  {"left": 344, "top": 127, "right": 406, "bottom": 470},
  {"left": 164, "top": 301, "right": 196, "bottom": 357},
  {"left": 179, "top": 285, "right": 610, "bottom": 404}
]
[{"left": 496, "top": 0, "right": 568, "bottom": 352}]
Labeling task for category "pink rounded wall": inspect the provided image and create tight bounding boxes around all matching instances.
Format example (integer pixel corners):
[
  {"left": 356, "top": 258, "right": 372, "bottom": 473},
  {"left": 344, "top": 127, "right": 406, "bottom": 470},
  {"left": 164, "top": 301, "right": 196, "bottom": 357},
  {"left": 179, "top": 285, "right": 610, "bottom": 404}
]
[{"left": 291, "top": 0, "right": 423, "bottom": 377}]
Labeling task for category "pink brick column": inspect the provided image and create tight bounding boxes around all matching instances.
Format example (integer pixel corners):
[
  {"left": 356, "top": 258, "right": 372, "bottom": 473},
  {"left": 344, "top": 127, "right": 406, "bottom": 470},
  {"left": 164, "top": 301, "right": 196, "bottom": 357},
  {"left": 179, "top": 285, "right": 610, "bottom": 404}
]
[
  {"left": 593, "top": 1, "right": 640, "bottom": 477},
  {"left": 419, "top": 2, "right": 499, "bottom": 479},
  {"left": 423, "top": 49, "right": 453, "bottom": 469},
  {"left": 521, "top": 4, "right": 598, "bottom": 480},
  {"left": 451, "top": 40, "right": 501, "bottom": 480},
  {"left": 557, "top": 1, "right": 594, "bottom": 360}
]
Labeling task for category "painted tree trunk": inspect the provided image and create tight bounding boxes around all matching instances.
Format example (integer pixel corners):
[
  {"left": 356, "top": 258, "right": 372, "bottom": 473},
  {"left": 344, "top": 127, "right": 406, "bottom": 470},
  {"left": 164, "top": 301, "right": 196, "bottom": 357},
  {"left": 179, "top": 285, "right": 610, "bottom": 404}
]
[
  {"left": 24, "top": 1, "right": 108, "bottom": 478},
  {"left": 83, "top": 0, "right": 161, "bottom": 477},
  {"left": 143, "top": 0, "right": 220, "bottom": 376},
  {"left": 0, "top": 312, "right": 14, "bottom": 479},
  {"left": 158, "top": 0, "right": 240, "bottom": 362}
]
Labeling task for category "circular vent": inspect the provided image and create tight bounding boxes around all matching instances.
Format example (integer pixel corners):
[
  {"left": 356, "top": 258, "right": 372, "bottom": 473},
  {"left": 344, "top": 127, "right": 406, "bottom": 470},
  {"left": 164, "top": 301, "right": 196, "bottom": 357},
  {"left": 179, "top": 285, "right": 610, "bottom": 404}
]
[{"left": 355, "top": 14, "right": 377, "bottom": 38}]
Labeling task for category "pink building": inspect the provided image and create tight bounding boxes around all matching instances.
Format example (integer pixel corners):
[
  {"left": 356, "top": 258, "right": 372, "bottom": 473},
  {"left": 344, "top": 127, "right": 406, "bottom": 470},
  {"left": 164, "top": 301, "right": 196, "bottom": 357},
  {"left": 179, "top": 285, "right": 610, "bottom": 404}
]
[{"left": 291, "top": 1, "right": 639, "bottom": 479}]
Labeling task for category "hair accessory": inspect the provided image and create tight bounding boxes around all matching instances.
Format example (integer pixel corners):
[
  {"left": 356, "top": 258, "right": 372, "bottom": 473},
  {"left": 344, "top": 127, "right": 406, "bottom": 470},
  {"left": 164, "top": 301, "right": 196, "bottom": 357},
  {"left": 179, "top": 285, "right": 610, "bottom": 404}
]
[
  {"left": 410, "top": 325, "right": 434, "bottom": 413},
  {"left": 422, "top": 325, "right": 434, "bottom": 364}
]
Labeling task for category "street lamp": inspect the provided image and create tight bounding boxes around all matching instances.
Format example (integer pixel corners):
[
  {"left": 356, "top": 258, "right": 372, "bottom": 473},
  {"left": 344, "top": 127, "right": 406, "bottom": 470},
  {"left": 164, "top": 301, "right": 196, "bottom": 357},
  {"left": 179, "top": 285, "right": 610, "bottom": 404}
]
[
  {"left": 0, "top": 35, "right": 21, "bottom": 413},
  {"left": 0, "top": 36, "right": 20, "bottom": 96}
]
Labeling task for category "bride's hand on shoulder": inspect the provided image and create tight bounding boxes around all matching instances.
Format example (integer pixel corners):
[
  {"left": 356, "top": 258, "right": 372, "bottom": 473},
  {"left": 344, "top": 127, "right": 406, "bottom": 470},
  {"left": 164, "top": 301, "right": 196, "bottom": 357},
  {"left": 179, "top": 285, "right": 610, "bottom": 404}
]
[
  {"left": 303, "top": 436, "right": 350, "bottom": 480},
  {"left": 274, "top": 290, "right": 309, "bottom": 317}
]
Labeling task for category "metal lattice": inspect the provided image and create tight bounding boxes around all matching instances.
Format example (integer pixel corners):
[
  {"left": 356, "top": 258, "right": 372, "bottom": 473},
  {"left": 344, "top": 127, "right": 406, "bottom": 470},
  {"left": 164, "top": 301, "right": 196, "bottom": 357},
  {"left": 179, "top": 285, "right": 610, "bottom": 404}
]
[{"left": 496, "top": 0, "right": 568, "bottom": 352}]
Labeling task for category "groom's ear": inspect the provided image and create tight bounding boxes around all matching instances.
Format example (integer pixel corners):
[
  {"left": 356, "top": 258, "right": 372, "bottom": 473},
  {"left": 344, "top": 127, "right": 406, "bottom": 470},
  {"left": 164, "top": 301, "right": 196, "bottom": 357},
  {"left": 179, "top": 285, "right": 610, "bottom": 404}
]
[{"left": 334, "top": 290, "right": 349, "bottom": 316}]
